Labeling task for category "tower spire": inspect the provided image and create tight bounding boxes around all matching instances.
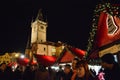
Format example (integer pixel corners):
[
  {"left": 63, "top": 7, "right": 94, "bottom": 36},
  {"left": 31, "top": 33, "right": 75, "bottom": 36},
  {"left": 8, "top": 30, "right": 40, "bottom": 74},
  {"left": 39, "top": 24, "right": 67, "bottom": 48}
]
[
  {"left": 36, "top": 9, "right": 43, "bottom": 21},
  {"left": 26, "top": 35, "right": 31, "bottom": 49},
  {"left": 45, "top": 16, "right": 48, "bottom": 25}
]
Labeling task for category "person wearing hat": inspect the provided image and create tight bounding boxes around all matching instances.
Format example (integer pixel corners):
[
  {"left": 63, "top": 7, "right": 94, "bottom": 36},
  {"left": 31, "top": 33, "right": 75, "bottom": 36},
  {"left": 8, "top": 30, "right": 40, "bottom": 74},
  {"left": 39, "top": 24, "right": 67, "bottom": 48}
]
[
  {"left": 100, "top": 53, "right": 120, "bottom": 80},
  {"left": 61, "top": 64, "right": 73, "bottom": 80}
]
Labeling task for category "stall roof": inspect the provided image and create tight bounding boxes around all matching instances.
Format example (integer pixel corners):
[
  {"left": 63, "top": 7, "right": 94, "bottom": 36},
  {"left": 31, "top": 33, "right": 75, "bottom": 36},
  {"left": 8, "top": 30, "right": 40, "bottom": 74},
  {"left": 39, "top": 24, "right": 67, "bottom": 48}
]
[{"left": 56, "top": 46, "right": 86, "bottom": 63}]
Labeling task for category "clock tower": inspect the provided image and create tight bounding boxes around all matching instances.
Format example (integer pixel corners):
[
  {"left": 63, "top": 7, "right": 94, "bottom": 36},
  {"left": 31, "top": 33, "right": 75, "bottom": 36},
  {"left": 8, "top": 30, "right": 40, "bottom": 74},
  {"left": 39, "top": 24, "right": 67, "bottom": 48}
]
[
  {"left": 31, "top": 9, "right": 47, "bottom": 44},
  {"left": 25, "top": 8, "right": 64, "bottom": 59}
]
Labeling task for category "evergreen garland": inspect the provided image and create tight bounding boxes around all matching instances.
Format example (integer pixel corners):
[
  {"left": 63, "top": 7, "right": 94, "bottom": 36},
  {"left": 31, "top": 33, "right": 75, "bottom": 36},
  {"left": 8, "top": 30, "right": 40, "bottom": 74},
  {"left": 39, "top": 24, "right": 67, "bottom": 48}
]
[{"left": 86, "top": 2, "right": 120, "bottom": 58}]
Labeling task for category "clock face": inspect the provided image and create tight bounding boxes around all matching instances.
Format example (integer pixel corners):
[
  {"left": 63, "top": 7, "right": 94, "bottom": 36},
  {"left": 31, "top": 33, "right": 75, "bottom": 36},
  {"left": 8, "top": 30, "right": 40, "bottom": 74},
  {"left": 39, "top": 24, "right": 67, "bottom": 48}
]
[{"left": 41, "top": 26, "right": 44, "bottom": 29}]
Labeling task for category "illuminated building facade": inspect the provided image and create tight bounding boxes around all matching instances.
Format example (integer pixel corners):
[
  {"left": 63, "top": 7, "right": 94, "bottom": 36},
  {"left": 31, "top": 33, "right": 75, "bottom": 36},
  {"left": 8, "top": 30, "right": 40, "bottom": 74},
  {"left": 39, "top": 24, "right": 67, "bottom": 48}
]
[{"left": 25, "top": 9, "right": 64, "bottom": 59}]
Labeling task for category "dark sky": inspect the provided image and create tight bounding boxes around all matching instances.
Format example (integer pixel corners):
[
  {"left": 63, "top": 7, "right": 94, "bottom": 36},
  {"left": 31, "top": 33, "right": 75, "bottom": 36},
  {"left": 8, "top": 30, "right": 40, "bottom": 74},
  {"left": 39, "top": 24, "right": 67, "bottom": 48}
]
[{"left": 0, "top": 0, "right": 118, "bottom": 53}]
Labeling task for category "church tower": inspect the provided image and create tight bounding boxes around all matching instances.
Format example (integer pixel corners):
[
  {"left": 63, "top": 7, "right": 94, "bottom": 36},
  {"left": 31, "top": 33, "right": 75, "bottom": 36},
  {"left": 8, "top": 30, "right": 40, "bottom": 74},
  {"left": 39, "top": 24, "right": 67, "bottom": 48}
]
[
  {"left": 31, "top": 9, "right": 47, "bottom": 44},
  {"left": 27, "top": 9, "right": 64, "bottom": 57}
]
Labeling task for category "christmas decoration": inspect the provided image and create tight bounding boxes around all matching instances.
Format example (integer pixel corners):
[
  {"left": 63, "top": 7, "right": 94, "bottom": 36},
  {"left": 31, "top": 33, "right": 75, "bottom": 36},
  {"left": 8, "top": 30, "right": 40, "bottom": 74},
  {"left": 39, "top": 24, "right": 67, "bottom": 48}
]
[{"left": 86, "top": 2, "right": 120, "bottom": 58}]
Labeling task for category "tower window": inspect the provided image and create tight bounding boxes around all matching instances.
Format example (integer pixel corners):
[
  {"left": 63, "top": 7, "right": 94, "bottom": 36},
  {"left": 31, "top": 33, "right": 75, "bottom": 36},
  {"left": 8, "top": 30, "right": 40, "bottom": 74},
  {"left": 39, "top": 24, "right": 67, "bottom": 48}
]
[
  {"left": 41, "top": 40, "right": 42, "bottom": 42},
  {"left": 41, "top": 26, "right": 44, "bottom": 29},
  {"left": 44, "top": 48, "right": 46, "bottom": 51}
]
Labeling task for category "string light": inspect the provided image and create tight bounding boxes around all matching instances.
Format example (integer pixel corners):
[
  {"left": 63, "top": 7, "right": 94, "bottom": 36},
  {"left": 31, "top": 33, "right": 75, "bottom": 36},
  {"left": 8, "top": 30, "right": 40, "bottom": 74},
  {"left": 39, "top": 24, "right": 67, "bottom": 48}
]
[{"left": 86, "top": 2, "right": 120, "bottom": 58}]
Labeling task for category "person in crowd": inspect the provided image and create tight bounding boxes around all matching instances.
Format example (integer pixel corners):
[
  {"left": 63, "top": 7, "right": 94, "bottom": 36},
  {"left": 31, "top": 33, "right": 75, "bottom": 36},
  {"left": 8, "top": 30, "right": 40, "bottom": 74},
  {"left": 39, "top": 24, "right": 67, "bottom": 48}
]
[
  {"left": 97, "top": 68, "right": 105, "bottom": 80},
  {"left": 55, "top": 65, "right": 64, "bottom": 80},
  {"left": 48, "top": 66, "right": 56, "bottom": 80},
  {"left": 71, "top": 57, "right": 80, "bottom": 80},
  {"left": 100, "top": 53, "right": 120, "bottom": 80},
  {"left": 75, "top": 59, "right": 96, "bottom": 80},
  {"left": 23, "top": 65, "right": 36, "bottom": 80},
  {"left": 14, "top": 65, "right": 25, "bottom": 80},
  {"left": 5, "top": 65, "right": 14, "bottom": 80},
  {"left": 0, "top": 63, "right": 15, "bottom": 80},
  {"left": 61, "top": 64, "right": 73, "bottom": 80},
  {"left": 34, "top": 64, "right": 50, "bottom": 80},
  {"left": 0, "top": 63, "right": 7, "bottom": 80}
]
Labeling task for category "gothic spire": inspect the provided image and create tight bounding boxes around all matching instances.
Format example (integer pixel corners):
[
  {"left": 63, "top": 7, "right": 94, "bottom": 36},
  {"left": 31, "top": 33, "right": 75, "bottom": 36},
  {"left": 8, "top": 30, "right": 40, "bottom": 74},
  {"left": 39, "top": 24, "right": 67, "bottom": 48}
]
[
  {"left": 26, "top": 27, "right": 32, "bottom": 49},
  {"left": 36, "top": 9, "right": 44, "bottom": 21},
  {"left": 26, "top": 35, "right": 31, "bottom": 49},
  {"left": 45, "top": 16, "right": 48, "bottom": 25}
]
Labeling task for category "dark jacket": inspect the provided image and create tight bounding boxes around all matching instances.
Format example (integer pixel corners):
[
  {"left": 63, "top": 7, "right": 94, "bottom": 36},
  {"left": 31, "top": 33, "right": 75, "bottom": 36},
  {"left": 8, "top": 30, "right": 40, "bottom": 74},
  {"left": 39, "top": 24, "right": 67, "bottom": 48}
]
[
  {"left": 75, "top": 74, "right": 95, "bottom": 80},
  {"left": 34, "top": 69, "right": 50, "bottom": 80},
  {"left": 61, "top": 70, "right": 73, "bottom": 80},
  {"left": 55, "top": 69, "right": 64, "bottom": 80},
  {"left": 103, "top": 62, "right": 120, "bottom": 80}
]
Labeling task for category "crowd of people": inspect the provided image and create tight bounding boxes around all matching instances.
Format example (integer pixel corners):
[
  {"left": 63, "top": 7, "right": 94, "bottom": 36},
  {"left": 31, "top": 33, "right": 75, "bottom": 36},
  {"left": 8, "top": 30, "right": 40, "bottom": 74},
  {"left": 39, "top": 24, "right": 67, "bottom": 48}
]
[{"left": 0, "top": 53, "right": 120, "bottom": 80}]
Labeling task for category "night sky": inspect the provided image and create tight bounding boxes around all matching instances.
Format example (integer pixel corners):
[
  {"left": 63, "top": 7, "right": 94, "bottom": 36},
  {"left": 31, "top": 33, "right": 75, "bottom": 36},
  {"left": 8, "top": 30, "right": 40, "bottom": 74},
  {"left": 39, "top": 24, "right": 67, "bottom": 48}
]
[{"left": 0, "top": 0, "right": 119, "bottom": 53}]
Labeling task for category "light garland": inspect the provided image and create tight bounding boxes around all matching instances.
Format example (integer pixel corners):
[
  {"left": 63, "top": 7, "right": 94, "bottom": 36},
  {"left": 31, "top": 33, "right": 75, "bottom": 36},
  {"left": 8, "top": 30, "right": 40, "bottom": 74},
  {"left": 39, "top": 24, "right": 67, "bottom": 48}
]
[{"left": 86, "top": 2, "right": 120, "bottom": 58}]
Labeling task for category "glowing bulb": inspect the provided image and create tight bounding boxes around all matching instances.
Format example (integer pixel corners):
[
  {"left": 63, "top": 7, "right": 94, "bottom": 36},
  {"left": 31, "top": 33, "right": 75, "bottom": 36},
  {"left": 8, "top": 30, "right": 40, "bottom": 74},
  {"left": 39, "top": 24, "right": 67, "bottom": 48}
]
[{"left": 20, "top": 54, "right": 25, "bottom": 59}]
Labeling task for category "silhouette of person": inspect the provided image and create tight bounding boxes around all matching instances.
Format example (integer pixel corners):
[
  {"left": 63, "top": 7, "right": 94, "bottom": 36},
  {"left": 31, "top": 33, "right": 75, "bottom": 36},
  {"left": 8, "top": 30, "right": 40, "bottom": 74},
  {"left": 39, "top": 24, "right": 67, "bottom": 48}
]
[{"left": 100, "top": 53, "right": 120, "bottom": 80}]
